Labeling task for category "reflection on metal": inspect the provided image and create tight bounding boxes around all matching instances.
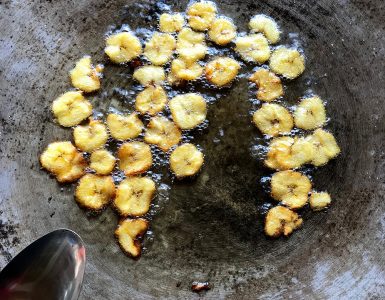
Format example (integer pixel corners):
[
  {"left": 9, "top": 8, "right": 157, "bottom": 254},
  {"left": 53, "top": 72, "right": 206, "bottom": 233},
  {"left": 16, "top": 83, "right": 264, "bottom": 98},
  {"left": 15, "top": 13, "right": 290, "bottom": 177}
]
[{"left": 0, "top": 229, "right": 85, "bottom": 300}]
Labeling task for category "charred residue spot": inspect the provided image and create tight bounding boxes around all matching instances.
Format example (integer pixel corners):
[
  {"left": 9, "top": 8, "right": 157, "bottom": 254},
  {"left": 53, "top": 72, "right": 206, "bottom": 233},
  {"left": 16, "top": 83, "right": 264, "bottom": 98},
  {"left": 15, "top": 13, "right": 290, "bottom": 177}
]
[
  {"left": 0, "top": 214, "right": 20, "bottom": 262},
  {"left": 191, "top": 281, "right": 211, "bottom": 292}
]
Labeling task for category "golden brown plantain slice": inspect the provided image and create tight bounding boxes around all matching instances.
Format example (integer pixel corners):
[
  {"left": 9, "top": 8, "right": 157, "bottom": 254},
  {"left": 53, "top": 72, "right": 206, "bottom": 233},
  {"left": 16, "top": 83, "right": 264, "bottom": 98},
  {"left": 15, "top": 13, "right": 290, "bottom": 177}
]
[
  {"left": 143, "top": 32, "right": 176, "bottom": 66},
  {"left": 106, "top": 112, "right": 143, "bottom": 140},
  {"left": 249, "top": 68, "right": 283, "bottom": 102},
  {"left": 252, "top": 103, "right": 293, "bottom": 136},
  {"left": 115, "top": 218, "right": 149, "bottom": 258},
  {"left": 309, "top": 191, "right": 332, "bottom": 211},
  {"left": 73, "top": 119, "right": 108, "bottom": 152},
  {"left": 265, "top": 136, "right": 314, "bottom": 170},
  {"left": 133, "top": 65, "right": 166, "bottom": 86},
  {"left": 90, "top": 149, "right": 116, "bottom": 175},
  {"left": 176, "top": 28, "right": 207, "bottom": 62},
  {"left": 52, "top": 91, "right": 92, "bottom": 127},
  {"left": 40, "top": 141, "right": 86, "bottom": 183},
  {"left": 276, "top": 136, "right": 314, "bottom": 170},
  {"left": 235, "top": 34, "right": 270, "bottom": 63},
  {"left": 169, "top": 143, "right": 204, "bottom": 178},
  {"left": 118, "top": 141, "right": 152, "bottom": 175},
  {"left": 269, "top": 47, "right": 305, "bottom": 79},
  {"left": 170, "top": 58, "right": 204, "bottom": 81},
  {"left": 169, "top": 93, "right": 207, "bottom": 129},
  {"left": 75, "top": 174, "right": 115, "bottom": 211},
  {"left": 294, "top": 96, "right": 327, "bottom": 130},
  {"left": 187, "top": 1, "right": 217, "bottom": 31},
  {"left": 105, "top": 32, "right": 142, "bottom": 64},
  {"left": 159, "top": 13, "right": 185, "bottom": 33},
  {"left": 69, "top": 56, "right": 102, "bottom": 93},
  {"left": 135, "top": 85, "right": 168, "bottom": 116},
  {"left": 264, "top": 136, "right": 294, "bottom": 170},
  {"left": 144, "top": 116, "right": 182, "bottom": 151},
  {"left": 265, "top": 206, "right": 303, "bottom": 237},
  {"left": 208, "top": 17, "right": 237, "bottom": 45},
  {"left": 205, "top": 57, "right": 240, "bottom": 87},
  {"left": 249, "top": 14, "right": 281, "bottom": 44},
  {"left": 271, "top": 170, "right": 312, "bottom": 209},
  {"left": 114, "top": 177, "right": 156, "bottom": 217},
  {"left": 309, "top": 128, "right": 341, "bottom": 166}
]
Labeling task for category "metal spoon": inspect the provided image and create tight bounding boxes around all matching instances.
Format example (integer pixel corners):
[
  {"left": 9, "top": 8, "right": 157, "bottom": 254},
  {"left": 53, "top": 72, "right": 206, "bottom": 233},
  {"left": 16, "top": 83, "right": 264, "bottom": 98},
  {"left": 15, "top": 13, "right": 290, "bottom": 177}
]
[{"left": 0, "top": 229, "right": 86, "bottom": 300}]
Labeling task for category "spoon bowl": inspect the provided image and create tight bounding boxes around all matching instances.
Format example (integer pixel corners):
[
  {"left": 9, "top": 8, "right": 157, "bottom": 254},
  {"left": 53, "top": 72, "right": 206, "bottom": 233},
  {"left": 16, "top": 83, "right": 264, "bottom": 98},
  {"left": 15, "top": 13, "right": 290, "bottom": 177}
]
[{"left": 0, "top": 229, "right": 85, "bottom": 300}]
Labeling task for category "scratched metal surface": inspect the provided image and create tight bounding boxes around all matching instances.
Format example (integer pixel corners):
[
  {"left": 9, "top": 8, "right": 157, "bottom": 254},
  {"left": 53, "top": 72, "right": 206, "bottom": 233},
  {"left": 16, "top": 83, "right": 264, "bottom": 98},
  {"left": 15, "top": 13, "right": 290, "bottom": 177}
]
[{"left": 0, "top": 0, "right": 385, "bottom": 299}]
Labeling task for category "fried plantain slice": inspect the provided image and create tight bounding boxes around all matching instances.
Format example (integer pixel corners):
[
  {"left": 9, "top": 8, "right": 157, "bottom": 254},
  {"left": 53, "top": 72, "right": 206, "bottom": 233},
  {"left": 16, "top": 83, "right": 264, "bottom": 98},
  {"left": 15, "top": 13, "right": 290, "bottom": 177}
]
[
  {"left": 309, "top": 191, "right": 332, "bottom": 211},
  {"left": 75, "top": 174, "right": 115, "bottom": 211},
  {"left": 40, "top": 141, "right": 86, "bottom": 183},
  {"left": 176, "top": 28, "right": 207, "bottom": 62},
  {"left": 271, "top": 170, "right": 312, "bottom": 209},
  {"left": 169, "top": 93, "right": 207, "bottom": 129},
  {"left": 294, "top": 96, "right": 327, "bottom": 130},
  {"left": 90, "top": 149, "right": 116, "bottom": 175},
  {"left": 269, "top": 47, "right": 305, "bottom": 79},
  {"left": 105, "top": 32, "right": 142, "bottom": 64},
  {"left": 106, "top": 112, "right": 143, "bottom": 140},
  {"left": 118, "top": 141, "right": 152, "bottom": 175},
  {"left": 144, "top": 116, "right": 182, "bottom": 151},
  {"left": 265, "top": 206, "right": 303, "bottom": 237},
  {"left": 276, "top": 136, "right": 314, "bottom": 170},
  {"left": 169, "top": 143, "right": 204, "bottom": 178},
  {"left": 249, "top": 14, "right": 281, "bottom": 44},
  {"left": 253, "top": 103, "right": 293, "bottom": 137},
  {"left": 205, "top": 57, "right": 240, "bottom": 87},
  {"left": 309, "top": 128, "right": 341, "bottom": 166},
  {"left": 249, "top": 68, "right": 283, "bottom": 102},
  {"left": 264, "top": 136, "right": 294, "bottom": 170},
  {"left": 143, "top": 32, "right": 176, "bottom": 66},
  {"left": 159, "top": 13, "right": 185, "bottom": 33},
  {"left": 171, "top": 58, "right": 204, "bottom": 81},
  {"left": 235, "top": 34, "right": 270, "bottom": 63},
  {"left": 133, "top": 65, "right": 166, "bottom": 86},
  {"left": 52, "top": 91, "right": 92, "bottom": 127},
  {"left": 70, "top": 56, "right": 102, "bottom": 93},
  {"left": 114, "top": 177, "right": 156, "bottom": 217},
  {"left": 208, "top": 17, "right": 237, "bottom": 45},
  {"left": 187, "top": 1, "right": 217, "bottom": 31},
  {"left": 115, "top": 218, "right": 149, "bottom": 258},
  {"left": 135, "top": 85, "right": 168, "bottom": 115},
  {"left": 73, "top": 119, "right": 108, "bottom": 152}
]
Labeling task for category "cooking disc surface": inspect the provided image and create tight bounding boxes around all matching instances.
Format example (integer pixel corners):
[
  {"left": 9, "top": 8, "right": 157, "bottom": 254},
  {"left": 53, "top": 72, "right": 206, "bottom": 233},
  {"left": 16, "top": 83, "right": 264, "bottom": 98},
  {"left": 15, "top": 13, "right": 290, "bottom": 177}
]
[{"left": 0, "top": 0, "right": 384, "bottom": 298}]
